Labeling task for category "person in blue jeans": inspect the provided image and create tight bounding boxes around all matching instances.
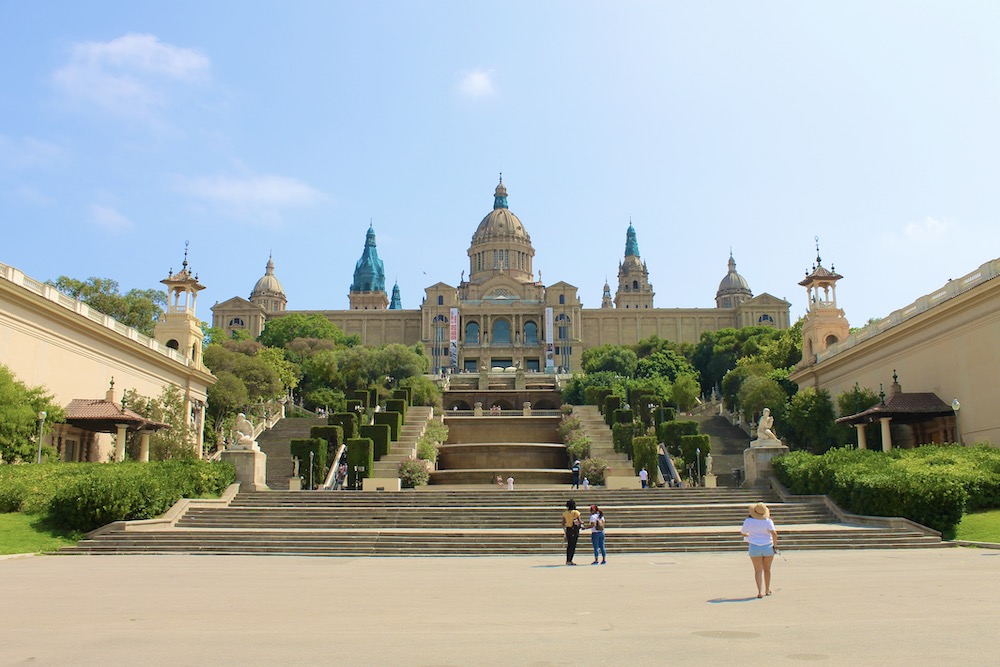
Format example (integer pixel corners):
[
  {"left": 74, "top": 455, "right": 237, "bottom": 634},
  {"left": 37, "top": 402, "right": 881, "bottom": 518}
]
[{"left": 588, "top": 504, "right": 606, "bottom": 564}]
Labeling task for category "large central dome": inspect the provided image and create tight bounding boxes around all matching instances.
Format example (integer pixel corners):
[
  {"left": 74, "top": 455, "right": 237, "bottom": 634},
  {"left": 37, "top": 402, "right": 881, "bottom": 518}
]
[{"left": 467, "top": 177, "right": 535, "bottom": 284}]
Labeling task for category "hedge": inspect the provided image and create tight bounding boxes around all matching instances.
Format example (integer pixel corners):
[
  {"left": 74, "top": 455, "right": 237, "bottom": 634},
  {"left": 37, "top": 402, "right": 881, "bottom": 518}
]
[
  {"left": 290, "top": 437, "right": 327, "bottom": 489},
  {"left": 632, "top": 436, "right": 658, "bottom": 478},
  {"left": 773, "top": 445, "right": 1000, "bottom": 538},
  {"left": 658, "top": 420, "right": 699, "bottom": 455},
  {"left": 584, "top": 387, "right": 612, "bottom": 408},
  {"left": 360, "top": 424, "right": 392, "bottom": 460},
  {"left": 375, "top": 410, "right": 403, "bottom": 441},
  {"left": 346, "top": 437, "right": 375, "bottom": 489},
  {"left": 612, "top": 408, "right": 634, "bottom": 425},
  {"left": 329, "top": 412, "right": 359, "bottom": 440},
  {"left": 612, "top": 422, "right": 644, "bottom": 458},
  {"left": 392, "top": 388, "right": 412, "bottom": 405},
  {"left": 603, "top": 396, "right": 621, "bottom": 425},
  {"left": 385, "top": 399, "right": 408, "bottom": 422},
  {"left": 43, "top": 460, "right": 236, "bottom": 532},
  {"left": 679, "top": 434, "right": 710, "bottom": 475}
]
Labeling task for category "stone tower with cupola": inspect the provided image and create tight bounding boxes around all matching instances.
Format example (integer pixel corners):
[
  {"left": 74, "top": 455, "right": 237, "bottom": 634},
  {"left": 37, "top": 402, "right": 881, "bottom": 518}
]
[
  {"left": 154, "top": 244, "right": 206, "bottom": 370},
  {"left": 614, "top": 222, "right": 654, "bottom": 309},
  {"left": 797, "top": 242, "right": 850, "bottom": 368}
]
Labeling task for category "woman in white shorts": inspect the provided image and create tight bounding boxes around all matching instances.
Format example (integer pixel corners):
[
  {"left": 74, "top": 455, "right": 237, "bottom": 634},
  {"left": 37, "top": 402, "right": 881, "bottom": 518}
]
[{"left": 740, "top": 502, "right": 778, "bottom": 598}]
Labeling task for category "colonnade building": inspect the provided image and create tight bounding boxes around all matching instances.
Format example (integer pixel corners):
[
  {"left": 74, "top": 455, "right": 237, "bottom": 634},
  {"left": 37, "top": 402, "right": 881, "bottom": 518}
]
[{"left": 212, "top": 178, "right": 791, "bottom": 372}]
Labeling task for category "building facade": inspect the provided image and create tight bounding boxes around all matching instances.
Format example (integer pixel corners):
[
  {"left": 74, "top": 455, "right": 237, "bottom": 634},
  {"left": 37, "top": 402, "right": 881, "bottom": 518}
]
[{"left": 213, "top": 178, "right": 792, "bottom": 373}]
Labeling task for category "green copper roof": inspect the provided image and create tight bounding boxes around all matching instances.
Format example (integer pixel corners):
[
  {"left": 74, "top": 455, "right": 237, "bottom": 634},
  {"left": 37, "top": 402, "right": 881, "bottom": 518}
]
[
  {"left": 351, "top": 225, "right": 386, "bottom": 293},
  {"left": 624, "top": 223, "right": 640, "bottom": 258},
  {"left": 389, "top": 281, "right": 402, "bottom": 309}
]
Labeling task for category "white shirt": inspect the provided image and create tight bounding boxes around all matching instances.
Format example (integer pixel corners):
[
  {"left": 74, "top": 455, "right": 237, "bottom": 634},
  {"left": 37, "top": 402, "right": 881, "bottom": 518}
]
[
  {"left": 639, "top": 469, "right": 648, "bottom": 481},
  {"left": 741, "top": 517, "right": 776, "bottom": 546}
]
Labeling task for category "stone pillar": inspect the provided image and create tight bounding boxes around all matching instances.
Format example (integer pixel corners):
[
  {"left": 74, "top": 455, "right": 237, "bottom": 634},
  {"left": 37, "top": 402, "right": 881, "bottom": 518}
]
[
  {"left": 855, "top": 424, "right": 868, "bottom": 450},
  {"left": 880, "top": 417, "right": 893, "bottom": 452},
  {"left": 115, "top": 424, "right": 128, "bottom": 462},
  {"left": 744, "top": 442, "right": 790, "bottom": 487},
  {"left": 220, "top": 449, "right": 268, "bottom": 491},
  {"left": 139, "top": 431, "right": 151, "bottom": 462}
]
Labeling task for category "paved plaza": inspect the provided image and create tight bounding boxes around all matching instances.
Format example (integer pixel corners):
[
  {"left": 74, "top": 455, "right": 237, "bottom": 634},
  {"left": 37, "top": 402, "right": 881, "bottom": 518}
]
[{"left": 1, "top": 547, "right": 998, "bottom": 666}]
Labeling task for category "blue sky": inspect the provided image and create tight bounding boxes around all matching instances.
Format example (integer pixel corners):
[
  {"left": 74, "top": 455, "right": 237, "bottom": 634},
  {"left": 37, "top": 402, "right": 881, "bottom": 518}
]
[{"left": 2, "top": 1, "right": 999, "bottom": 328}]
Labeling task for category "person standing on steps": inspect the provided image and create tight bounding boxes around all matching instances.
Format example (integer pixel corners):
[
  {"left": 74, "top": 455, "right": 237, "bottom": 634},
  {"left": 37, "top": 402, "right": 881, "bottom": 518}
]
[
  {"left": 562, "top": 499, "right": 582, "bottom": 565},
  {"left": 571, "top": 459, "right": 581, "bottom": 489},
  {"left": 588, "top": 504, "right": 606, "bottom": 564},
  {"left": 740, "top": 502, "right": 778, "bottom": 598},
  {"left": 639, "top": 466, "right": 649, "bottom": 489}
]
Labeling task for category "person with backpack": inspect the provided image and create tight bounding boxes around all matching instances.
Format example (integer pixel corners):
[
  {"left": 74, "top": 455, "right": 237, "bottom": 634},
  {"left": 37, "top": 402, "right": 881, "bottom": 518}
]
[
  {"left": 561, "top": 499, "right": 582, "bottom": 565},
  {"left": 589, "top": 504, "right": 607, "bottom": 564},
  {"left": 571, "top": 460, "right": 581, "bottom": 489}
]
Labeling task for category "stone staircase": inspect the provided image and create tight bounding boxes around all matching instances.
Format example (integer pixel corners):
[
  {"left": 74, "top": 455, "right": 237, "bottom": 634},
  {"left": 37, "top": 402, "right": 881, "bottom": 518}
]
[
  {"left": 56, "top": 487, "right": 948, "bottom": 556},
  {"left": 689, "top": 413, "right": 752, "bottom": 487},
  {"left": 371, "top": 406, "right": 434, "bottom": 478},
  {"left": 572, "top": 405, "right": 635, "bottom": 478},
  {"left": 255, "top": 417, "right": 327, "bottom": 490}
]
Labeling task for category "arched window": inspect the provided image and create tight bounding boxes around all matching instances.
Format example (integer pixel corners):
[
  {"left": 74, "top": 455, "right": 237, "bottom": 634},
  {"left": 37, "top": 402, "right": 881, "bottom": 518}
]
[
  {"left": 758, "top": 314, "right": 775, "bottom": 325},
  {"left": 559, "top": 294, "right": 565, "bottom": 305},
  {"left": 437, "top": 295, "right": 444, "bottom": 306},
  {"left": 632, "top": 280, "right": 639, "bottom": 290},
  {"left": 166, "top": 339, "right": 179, "bottom": 350},
  {"left": 524, "top": 321, "right": 538, "bottom": 345},
  {"left": 465, "top": 321, "right": 480, "bottom": 344},
  {"left": 492, "top": 319, "right": 512, "bottom": 345},
  {"left": 825, "top": 334, "right": 839, "bottom": 347},
  {"left": 228, "top": 317, "right": 245, "bottom": 327}
]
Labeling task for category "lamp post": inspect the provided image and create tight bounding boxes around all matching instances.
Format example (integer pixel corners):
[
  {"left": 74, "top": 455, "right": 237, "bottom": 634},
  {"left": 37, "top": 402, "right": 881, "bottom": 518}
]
[
  {"left": 696, "top": 447, "right": 702, "bottom": 487},
  {"left": 309, "top": 450, "right": 315, "bottom": 490},
  {"left": 35, "top": 411, "right": 47, "bottom": 463},
  {"left": 952, "top": 398, "right": 962, "bottom": 445}
]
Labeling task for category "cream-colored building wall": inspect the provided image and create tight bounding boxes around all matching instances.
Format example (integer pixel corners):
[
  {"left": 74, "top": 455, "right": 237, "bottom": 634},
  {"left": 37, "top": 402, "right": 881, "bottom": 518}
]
[
  {"left": 580, "top": 308, "right": 738, "bottom": 346},
  {"left": 790, "top": 259, "right": 1000, "bottom": 445},
  {"left": 0, "top": 261, "right": 215, "bottom": 460}
]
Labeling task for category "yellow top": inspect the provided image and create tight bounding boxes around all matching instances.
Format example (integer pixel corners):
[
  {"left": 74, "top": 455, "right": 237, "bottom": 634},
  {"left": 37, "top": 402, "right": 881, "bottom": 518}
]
[{"left": 562, "top": 509, "right": 581, "bottom": 528}]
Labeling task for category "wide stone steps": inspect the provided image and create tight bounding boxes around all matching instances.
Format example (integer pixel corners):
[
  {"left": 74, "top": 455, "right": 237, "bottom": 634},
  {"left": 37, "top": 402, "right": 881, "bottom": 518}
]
[
  {"left": 56, "top": 487, "right": 947, "bottom": 556},
  {"left": 59, "top": 528, "right": 945, "bottom": 557}
]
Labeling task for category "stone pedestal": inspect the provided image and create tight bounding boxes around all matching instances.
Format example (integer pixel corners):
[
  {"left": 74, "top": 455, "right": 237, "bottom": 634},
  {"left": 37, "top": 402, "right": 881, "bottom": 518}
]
[
  {"left": 743, "top": 442, "right": 789, "bottom": 487},
  {"left": 703, "top": 473, "right": 718, "bottom": 488},
  {"left": 362, "top": 477, "right": 402, "bottom": 492},
  {"left": 287, "top": 477, "right": 302, "bottom": 491},
  {"left": 221, "top": 449, "right": 268, "bottom": 491},
  {"left": 605, "top": 475, "right": 642, "bottom": 490}
]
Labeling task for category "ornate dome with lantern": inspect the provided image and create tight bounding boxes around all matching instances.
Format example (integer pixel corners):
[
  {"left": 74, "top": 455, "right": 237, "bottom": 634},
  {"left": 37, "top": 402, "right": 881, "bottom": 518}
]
[{"left": 467, "top": 176, "right": 535, "bottom": 284}]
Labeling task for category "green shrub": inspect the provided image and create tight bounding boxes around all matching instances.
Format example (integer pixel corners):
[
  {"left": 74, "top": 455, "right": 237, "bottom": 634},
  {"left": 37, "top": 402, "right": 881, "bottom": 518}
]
[
  {"left": 612, "top": 408, "right": 634, "bottom": 425},
  {"left": 45, "top": 460, "right": 235, "bottom": 532},
  {"left": 398, "top": 457, "right": 430, "bottom": 488},
  {"left": 346, "top": 437, "right": 374, "bottom": 489},
  {"left": 416, "top": 419, "right": 448, "bottom": 463},
  {"left": 558, "top": 416, "right": 583, "bottom": 442},
  {"left": 585, "top": 387, "right": 612, "bottom": 408},
  {"left": 566, "top": 433, "right": 591, "bottom": 460},
  {"left": 632, "top": 436, "right": 658, "bottom": 478},
  {"left": 290, "top": 438, "right": 327, "bottom": 489},
  {"left": 658, "top": 420, "right": 699, "bottom": 455},
  {"left": 603, "top": 396, "right": 621, "bottom": 424},
  {"left": 679, "top": 434, "right": 710, "bottom": 474},
  {"left": 612, "top": 422, "right": 645, "bottom": 458},
  {"left": 385, "top": 399, "right": 407, "bottom": 421},
  {"left": 329, "top": 412, "right": 359, "bottom": 439},
  {"left": 581, "top": 458, "right": 609, "bottom": 486},
  {"left": 374, "top": 410, "right": 402, "bottom": 441},
  {"left": 360, "top": 424, "right": 392, "bottom": 459},
  {"left": 392, "top": 388, "right": 411, "bottom": 405}
]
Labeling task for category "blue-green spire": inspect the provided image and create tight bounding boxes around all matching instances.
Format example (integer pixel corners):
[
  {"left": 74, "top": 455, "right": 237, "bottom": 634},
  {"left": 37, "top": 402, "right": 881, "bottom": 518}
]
[
  {"left": 389, "top": 281, "right": 402, "bottom": 309},
  {"left": 351, "top": 224, "right": 386, "bottom": 292},
  {"left": 493, "top": 174, "right": 508, "bottom": 210},
  {"left": 624, "top": 221, "right": 640, "bottom": 258}
]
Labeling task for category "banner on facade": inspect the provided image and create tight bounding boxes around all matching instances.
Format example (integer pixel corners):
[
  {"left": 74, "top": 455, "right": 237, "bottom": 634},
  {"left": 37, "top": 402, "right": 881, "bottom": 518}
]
[
  {"left": 449, "top": 308, "right": 459, "bottom": 371},
  {"left": 545, "top": 307, "right": 554, "bottom": 369}
]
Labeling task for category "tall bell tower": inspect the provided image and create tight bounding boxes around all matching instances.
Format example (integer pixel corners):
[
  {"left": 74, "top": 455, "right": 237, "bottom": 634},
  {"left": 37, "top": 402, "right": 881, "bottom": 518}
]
[
  {"left": 614, "top": 222, "right": 654, "bottom": 309},
  {"left": 154, "top": 243, "right": 206, "bottom": 370},
  {"left": 797, "top": 240, "right": 849, "bottom": 368}
]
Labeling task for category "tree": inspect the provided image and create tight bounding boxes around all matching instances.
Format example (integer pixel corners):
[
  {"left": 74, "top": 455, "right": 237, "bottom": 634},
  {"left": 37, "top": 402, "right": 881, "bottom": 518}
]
[
  {"left": 581, "top": 345, "right": 638, "bottom": 377},
  {"left": 0, "top": 365, "right": 64, "bottom": 463},
  {"left": 399, "top": 375, "right": 443, "bottom": 409},
  {"left": 49, "top": 276, "right": 166, "bottom": 337},
  {"left": 836, "top": 383, "right": 882, "bottom": 449},
  {"left": 736, "top": 375, "right": 787, "bottom": 424},
  {"left": 635, "top": 348, "right": 697, "bottom": 383},
  {"left": 257, "top": 313, "right": 355, "bottom": 349},
  {"left": 784, "top": 387, "right": 840, "bottom": 453},
  {"left": 671, "top": 374, "right": 701, "bottom": 412},
  {"left": 123, "top": 385, "right": 196, "bottom": 460}
]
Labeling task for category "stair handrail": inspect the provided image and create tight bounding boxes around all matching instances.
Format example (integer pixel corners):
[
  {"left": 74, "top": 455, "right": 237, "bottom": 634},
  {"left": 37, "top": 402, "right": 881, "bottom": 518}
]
[{"left": 320, "top": 443, "right": 348, "bottom": 490}]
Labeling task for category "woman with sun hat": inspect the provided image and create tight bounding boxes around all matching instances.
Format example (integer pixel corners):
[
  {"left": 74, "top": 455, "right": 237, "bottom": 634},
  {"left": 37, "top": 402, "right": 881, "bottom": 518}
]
[{"left": 741, "top": 502, "right": 778, "bottom": 598}]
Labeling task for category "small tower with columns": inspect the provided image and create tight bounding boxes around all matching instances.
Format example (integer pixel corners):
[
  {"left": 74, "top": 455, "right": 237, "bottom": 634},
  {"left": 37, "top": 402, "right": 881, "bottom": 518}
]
[
  {"left": 797, "top": 239, "right": 849, "bottom": 368},
  {"left": 154, "top": 243, "right": 206, "bottom": 370}
]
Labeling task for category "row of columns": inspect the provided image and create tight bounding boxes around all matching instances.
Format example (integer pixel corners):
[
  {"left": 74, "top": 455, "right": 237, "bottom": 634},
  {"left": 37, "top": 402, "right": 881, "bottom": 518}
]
[
  {"left": 113, "top": 425, "right": 154, "bottom": 462},
  {"left": 854, "top": 417, "right": 894, "bottom": 451}
]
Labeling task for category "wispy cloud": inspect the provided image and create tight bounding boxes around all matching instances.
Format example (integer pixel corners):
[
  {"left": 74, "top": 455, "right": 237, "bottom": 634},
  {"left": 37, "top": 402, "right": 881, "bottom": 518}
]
[
  {"left": 174, "top": 172, "right": 325, "bottom": 225},
  {"left": 90, "top": 203, "right": 133, "bottom": 232},
  {"left": 457, "top": 69, "right": 496, "bottom": 99},
  {"left": 52, "top": 33, "right": 210, "bottom": 121},
  {"left": 0, "top": 135, "right": 64, "bottom": 170},
  {"left": 903, "top": 215, "right": 952, "bottom": 241}
]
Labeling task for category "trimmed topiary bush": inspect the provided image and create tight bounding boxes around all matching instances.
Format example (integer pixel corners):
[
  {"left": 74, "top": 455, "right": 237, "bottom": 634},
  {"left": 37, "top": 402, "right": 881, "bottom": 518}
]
[
  {"left": 374, "top": 410, "right": 402, "bottom": 441},
  {"left": 658, "top": 420, "right": 699, "bottom": 455},
  {"left": 360, "top": 424, "right": 392, "bottom": 460},
  {"left": 346, "top": 437, "right": 374, "bottom": 489},
  {"left": 632, "top": 436, "right": 658, "bottom": 479},
  {"left": 679, "top": 434, "right": 710, "bottom": 476},
  {"left": 290, "top": 437, "right": 327, "bottom": 490},
  {"left": 329, "top": 412, "right": 359, "bottom": 440}
]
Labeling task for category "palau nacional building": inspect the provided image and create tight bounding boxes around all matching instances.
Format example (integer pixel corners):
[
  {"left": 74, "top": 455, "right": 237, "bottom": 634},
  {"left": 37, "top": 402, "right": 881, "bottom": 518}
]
[{"left": 212, "top": 178, "right": 792, "bottom": 373}]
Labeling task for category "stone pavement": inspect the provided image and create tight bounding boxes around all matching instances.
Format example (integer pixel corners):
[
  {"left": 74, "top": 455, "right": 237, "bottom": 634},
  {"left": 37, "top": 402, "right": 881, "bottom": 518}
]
[{"left": 1, "top": 548, "right": 998, "bottom": 666}]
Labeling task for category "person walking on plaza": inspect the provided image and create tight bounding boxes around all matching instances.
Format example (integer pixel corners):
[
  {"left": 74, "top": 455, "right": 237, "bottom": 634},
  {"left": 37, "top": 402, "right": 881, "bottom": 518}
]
[
  {"left": 741, "top": 502, "right": 778, "bottom": 598},
  {"left": 588, "top": 504, "right": 606, "bottom": 564},
  {"left": 571, "top": 459, "right": 581, "bottom": 488},
  {"left": 562, "top": 499, "right": 582, "bottom": 565},
  {"left": 639, "top": 466, "right": 649, "bottom": 488}
]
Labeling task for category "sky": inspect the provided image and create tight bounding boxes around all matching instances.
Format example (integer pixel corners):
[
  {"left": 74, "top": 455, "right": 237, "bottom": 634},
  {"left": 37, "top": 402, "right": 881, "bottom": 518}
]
[{"left": 2, "top": 1, "right": 999, "bottom": 328}]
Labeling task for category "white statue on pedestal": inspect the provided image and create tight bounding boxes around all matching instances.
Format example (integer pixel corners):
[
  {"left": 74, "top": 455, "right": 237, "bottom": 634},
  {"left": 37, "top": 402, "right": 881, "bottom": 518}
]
[
  {"left": 705, "top": 452, "right": 714, "bottom": 475},
  {"left": 751, "top": 407, "right": 781, "bottom": 447},
  {"left": 234, "top": 413, "right": 258, "bottom": 450}
]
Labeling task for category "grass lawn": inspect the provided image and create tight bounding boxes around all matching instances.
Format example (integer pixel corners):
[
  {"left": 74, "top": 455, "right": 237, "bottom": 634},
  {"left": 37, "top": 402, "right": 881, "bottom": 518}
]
[
  {"left": 0, "top": 513, "right": 81, "bottom": 556},
  {"left": 954, "top": 510, "right": 1000, "bottom": 544}
]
